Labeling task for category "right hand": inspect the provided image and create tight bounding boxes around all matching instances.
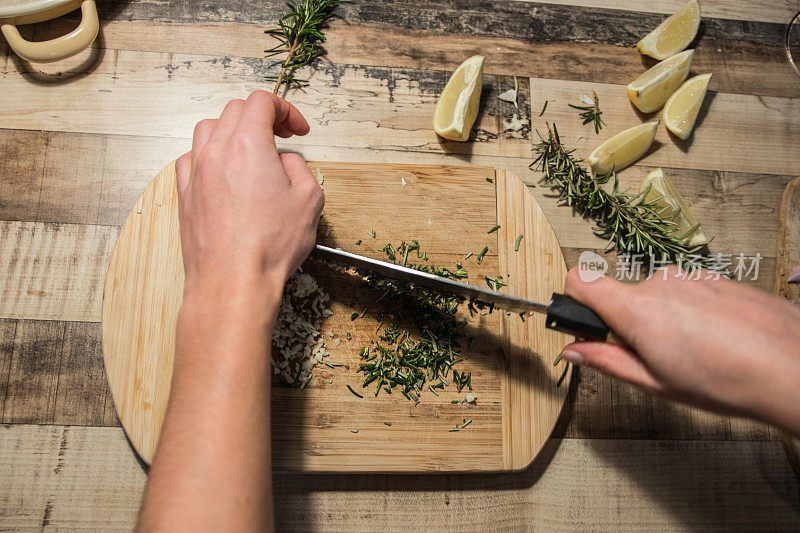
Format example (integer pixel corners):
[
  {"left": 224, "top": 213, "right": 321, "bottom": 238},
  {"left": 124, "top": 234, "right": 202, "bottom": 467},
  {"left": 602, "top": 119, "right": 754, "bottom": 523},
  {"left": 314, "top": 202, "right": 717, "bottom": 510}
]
[{"left": 562, "top": 265, "right": 800, "bottom": 437}]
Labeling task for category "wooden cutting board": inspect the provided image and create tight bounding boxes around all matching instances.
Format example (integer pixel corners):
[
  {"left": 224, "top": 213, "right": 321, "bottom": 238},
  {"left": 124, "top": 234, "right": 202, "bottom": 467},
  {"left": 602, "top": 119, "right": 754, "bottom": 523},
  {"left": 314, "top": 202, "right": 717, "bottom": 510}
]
[
  {"left": 775, "top": 176, "right": 800, "bottom": 477},
  {"left": 101, "top": 161, "right": 572, "bottom": 472}
]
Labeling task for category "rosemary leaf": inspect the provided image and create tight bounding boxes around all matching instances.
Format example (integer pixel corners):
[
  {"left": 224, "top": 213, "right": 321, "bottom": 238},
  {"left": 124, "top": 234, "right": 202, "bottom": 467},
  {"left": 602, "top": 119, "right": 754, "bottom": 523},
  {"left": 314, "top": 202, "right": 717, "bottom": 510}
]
[
  {"left": 346, "top": 384, "right": 363, "bottom": 398},
  {"left": 476, "top": 246, "right": 489, "bottom": 264},
  {"left": 538, "top": 100, "right": 549, "bottom": 117},
  {"left": 557, "top": 361, "right": 570, "bottom": 388}
]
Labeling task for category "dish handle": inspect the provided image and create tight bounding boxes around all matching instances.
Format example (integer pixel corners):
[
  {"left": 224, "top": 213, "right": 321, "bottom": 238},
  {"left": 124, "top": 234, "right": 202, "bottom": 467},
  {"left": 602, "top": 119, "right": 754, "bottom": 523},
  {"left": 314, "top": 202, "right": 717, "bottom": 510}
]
[{"left": 1, "top": 0, "right": 99, "bottom": 63}]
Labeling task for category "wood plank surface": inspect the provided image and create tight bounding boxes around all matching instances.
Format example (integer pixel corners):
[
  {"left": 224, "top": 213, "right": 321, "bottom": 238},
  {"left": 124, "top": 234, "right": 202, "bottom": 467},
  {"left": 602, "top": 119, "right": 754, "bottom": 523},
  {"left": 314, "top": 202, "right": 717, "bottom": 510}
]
[
  {"left": 519, "top": 0, "right": 800, "bottom": 24},
  {"left": 1, "top": 424, "right": 798, "bottom": 531},
  {"left": 26, "top": 17, "right": 797, "bottom": 100},
  {"left": 0, "top": 221, "right": 117, "bottom": 322},
  {"left": 1, "top": 0, "right": 798, "bottom": 526},
  {"left": 0, "top": 52, "right": 533, "bottom": 161},
  {"left": 528, "top": 77, "right": 800, "bottom": 176}
]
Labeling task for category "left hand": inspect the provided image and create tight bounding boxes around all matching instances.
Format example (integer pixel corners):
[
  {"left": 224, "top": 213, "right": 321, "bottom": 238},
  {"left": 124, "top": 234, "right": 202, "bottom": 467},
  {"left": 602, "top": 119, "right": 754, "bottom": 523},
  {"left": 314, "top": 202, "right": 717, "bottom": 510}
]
[{"left": 175, "top": 90, "right": 324, "bottom": 309}]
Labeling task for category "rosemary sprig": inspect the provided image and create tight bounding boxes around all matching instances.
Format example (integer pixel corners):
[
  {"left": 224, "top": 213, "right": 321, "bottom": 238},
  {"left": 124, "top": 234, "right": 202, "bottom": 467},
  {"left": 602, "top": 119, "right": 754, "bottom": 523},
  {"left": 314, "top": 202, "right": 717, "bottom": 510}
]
[
  {"left": 265, "top": 0, "right": 339, "bottom": 93},
  {"left": 568, "top": 90, "right": 604, "bottom": 134},
  {"left": 531, "top": 123, "right": 720, "bottom": 269}
]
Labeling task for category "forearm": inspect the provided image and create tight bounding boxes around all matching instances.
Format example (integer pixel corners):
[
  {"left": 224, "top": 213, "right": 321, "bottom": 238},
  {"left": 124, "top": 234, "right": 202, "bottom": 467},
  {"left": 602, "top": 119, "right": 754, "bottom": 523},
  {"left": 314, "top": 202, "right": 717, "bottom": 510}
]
[{"left": 138, "top": 280, "right": 281, "bottom": 532}]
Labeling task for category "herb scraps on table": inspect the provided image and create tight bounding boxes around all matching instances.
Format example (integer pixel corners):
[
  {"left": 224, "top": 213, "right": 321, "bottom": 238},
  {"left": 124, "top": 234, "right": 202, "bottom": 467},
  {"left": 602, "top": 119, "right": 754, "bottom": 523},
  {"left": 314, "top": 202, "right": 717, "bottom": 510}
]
[{"left": 568, "top": 90, "right": 604, "bottom": 134}]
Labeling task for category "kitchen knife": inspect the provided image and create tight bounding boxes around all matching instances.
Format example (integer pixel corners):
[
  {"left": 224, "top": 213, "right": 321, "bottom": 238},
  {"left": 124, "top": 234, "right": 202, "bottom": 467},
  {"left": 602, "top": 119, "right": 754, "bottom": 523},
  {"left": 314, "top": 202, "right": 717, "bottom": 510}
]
[{"left": 311, "top": 244, "right": 612, "bottom": 341}]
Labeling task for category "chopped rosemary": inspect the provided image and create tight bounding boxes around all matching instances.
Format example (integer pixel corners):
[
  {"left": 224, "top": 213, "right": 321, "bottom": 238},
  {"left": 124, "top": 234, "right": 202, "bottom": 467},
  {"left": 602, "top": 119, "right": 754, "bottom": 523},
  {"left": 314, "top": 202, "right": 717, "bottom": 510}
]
[
  {"left": 355, "top": 239, "right": 362, "bottom": 245},
  {"left": 531, "top": 123, "right": 721, "bottom": 270},
  {"left": 476, "top": 246, "right": 489, "bottom": 264},
  {"left": 265, "top": 0, "right": 339, "bottom": 93},
  {"left": 368, "top": 229, "right": 376, "bottom": 238},
  {"left": 514, "top": 234, "right": 524, "bottom": 251},
  {"left": 485, "top": 177, "right": 494, "bottom": 183},
  {"left": 452, "top": 369, "right": 473, "bottom": 393},
  {"left": 449, "top": 426, "right": 460, "bottom": 432},
  {"left": 349, "top": 241, "right": 477, "bottom": 403},
  {"left": 351, "top": 428, "right": 359, "bottom": 433},
  {"left": 568, "top": 90, "right": 604, "bottom": 134},
  {"left": 556, "top": 362, "right": 570, "bottom": 388},
  {"left": 487, "top": 224, "right": 500, "bottom": 234},
  {"left": 461, "top": 418, "right": 472, "bottom": 428},
  {"left": 538, "top": 100, "right": 549, "bottom": 117},
  {"left": 451, "top": 400, "right": 459, "bottom": 404},
  {"left": 346, "top": 384, "right": 363, "bottom": 398},
  {"left": 553, "top": 350, "right": 564, "bottom": 366},
  {"left": 464, "top": 251, "right": 473, "bottom": 260},
  {"left": 485, "top": 275, "right": 507, "bottom": 291},
  {"left": 345, "top": 331, "right": 352, "bottom": 340}
]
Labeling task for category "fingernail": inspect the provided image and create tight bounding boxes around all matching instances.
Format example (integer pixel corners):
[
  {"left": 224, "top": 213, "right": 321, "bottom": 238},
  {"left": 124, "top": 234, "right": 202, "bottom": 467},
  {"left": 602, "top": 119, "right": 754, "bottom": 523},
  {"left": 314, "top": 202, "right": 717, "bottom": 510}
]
[{"left": 560, "top": 349, "right": 585, "bottom": 365}]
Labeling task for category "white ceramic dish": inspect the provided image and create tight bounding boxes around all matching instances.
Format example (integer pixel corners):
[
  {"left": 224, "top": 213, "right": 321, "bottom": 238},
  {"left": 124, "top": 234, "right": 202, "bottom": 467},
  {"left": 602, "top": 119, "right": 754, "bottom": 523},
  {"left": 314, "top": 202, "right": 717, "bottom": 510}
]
[{"left": 0, "top": 0, "right": 98, "bottom": 62}]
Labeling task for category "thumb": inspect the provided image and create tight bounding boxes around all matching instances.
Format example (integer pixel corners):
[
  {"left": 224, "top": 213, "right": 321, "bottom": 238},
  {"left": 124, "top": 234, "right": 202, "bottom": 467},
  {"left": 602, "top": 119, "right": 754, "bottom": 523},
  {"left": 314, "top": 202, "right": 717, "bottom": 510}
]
[
  {"left": 563, "top": 266, "right": 642, "bottom": 345},
  {"left": 561, "top": 341, "right": 664, "bottom": 395}
]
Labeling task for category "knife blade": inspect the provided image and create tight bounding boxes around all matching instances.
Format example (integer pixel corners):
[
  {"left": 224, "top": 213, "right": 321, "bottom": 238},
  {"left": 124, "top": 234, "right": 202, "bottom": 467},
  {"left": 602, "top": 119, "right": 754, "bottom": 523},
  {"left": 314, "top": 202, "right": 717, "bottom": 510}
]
[{"left": 311, "top": 244, "right": 612, "bottom": 341}]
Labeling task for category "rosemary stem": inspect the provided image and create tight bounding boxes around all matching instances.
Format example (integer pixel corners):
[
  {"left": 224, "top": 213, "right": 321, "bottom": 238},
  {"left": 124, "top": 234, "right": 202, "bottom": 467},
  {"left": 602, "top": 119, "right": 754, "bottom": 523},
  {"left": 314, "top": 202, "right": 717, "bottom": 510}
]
[{"left": 273, "top": 39, "right": 301, "bottom": 94}]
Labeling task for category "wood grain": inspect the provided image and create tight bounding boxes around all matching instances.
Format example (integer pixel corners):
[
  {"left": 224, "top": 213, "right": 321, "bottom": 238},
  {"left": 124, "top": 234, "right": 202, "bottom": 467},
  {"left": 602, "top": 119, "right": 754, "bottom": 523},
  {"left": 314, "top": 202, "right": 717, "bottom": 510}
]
[
  {"left": 496, "top": 169, "right": 572, "bottom": 469},
  {"left": 0, "top": 319, "right": 117, "bottom": 426},
  {"left": 29, "top": 17, "right": 798, "bottom": 99},
  {"left": 2, "top": 424, "right": 799, "bottom": 530},
  {"left": 89, "top": 0, "right": 797, "bottom": 28},
  {"left": 1, "top": 320, "right": 62, "bottom": 424},
  {"left": 775, "top": 177, "right": 800, "bottom": 303},
  {"left": 1, "top": 127, "right": 790, "bottom": 262},
  {"left": 0, "top": 129, "right": 47, "bottom": 222},
  {"left": 0, "top": 52, "right": 532, "bottom": 159},
  {"left": 773, "top": 176, "right": 800, "bottom": 477},
  {"left": 0, "top": 221, "right": 117, "bottom": 322},
  {"left": 53, "top": 322, "right": 118, "bottom": 427}
]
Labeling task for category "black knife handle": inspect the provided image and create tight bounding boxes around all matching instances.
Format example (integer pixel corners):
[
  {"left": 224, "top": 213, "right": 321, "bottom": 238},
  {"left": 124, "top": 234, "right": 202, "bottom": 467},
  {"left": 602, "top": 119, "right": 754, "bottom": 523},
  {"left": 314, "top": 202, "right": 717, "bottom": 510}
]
[{"left": 545, "top": 293, "right": 610, "bottom": 341}]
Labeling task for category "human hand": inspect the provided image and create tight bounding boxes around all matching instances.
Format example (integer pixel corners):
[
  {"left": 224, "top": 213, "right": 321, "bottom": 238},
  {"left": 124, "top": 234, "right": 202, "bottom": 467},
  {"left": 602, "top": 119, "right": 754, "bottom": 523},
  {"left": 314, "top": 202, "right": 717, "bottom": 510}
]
[
  {"left": 562, "top": 266, "right": 800, "bottom": 436},
  {"left": 175, "top": 91, "right": 324, "bottom": 310}
]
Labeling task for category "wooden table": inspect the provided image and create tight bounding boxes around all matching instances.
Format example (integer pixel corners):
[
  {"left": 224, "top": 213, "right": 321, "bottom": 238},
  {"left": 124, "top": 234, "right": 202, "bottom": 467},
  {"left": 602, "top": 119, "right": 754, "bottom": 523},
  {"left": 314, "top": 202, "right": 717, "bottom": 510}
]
[{"left": 2, "top": 0, "right": 799, "bottom": 529}]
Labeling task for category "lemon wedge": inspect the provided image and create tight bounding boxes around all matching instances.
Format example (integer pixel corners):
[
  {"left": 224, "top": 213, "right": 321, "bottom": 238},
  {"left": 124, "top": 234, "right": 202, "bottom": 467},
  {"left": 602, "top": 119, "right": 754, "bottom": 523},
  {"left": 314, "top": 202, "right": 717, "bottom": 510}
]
[
  {"left": 627, "top": 50, "right": 694, "bottom": 113},
  {"left": 640, "top": 168, "right": 708, "bottom": 248},
  {"left": 637, "top": 0, "right": 700, "bottom": 60},
  {"left": 588, "top": 121, "right": 660, "bottom": 175},
  {"left": 662, "top": 73, "right": 711, "bottom": 139},
  {"left": 433, "top": 55, "right": 485, "bottom": 141}
]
